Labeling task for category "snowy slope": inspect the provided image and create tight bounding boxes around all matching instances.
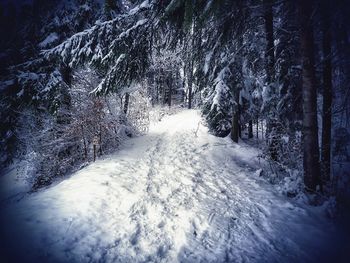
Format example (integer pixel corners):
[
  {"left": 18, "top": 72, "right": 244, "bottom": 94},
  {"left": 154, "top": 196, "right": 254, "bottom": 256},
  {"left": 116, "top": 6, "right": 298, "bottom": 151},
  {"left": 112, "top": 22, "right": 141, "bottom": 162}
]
[{"left": 0, "top": 110, "right": 344, "bottom": 262}]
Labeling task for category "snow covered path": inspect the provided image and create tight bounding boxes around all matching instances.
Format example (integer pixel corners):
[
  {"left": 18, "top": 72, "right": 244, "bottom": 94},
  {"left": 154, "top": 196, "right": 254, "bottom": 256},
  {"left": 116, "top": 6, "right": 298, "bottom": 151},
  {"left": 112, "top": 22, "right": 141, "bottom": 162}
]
[{"left": 0, "top": 110, "right": 339, "bottom": 262}]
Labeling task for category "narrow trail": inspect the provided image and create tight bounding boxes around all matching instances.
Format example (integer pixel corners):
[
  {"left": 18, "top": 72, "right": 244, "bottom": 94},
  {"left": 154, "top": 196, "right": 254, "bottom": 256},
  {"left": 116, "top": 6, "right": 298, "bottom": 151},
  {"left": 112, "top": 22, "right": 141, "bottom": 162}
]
[{"left": 0, "top": 110, "right": 339, "bottom": 263}]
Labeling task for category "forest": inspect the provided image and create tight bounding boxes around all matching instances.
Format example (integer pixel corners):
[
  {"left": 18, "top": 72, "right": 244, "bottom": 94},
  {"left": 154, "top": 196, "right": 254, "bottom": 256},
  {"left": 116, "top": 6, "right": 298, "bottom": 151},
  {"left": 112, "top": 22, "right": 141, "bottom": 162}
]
[{"left": 0, "top": 0, "right": 349, "bottom": 262}]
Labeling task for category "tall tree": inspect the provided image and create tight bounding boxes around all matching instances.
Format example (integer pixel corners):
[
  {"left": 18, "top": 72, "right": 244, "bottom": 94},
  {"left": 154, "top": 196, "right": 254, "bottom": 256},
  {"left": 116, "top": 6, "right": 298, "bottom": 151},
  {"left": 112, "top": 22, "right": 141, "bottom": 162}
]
[
  {"left": 264, "top": 0, "right": 279, "bottom": 161},
  {"left": 264, "top": 0, "right": 275, "bottom": 84},
  {"left": 299, "top": 0, "right": 321, "bottom": 191},
  {"left": 104, "top": 0, "right": 119, "bottom": 20},
  {"left": 231, "top": 87, "right": 240, "bottom": 143},
  {"left": 184, "top": 0, "right": 195, "bottom": 109},
  {"left": 321, "top": 0, "right": 333, "bottom": 181},
  {"left": 231, "top": 26, "right": 244, "bottom": 143}
]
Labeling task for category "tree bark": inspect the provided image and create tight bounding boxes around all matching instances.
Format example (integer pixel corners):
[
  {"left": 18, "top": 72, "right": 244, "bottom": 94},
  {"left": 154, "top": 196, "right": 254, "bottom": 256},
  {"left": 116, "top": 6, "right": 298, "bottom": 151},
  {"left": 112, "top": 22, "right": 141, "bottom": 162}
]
[
  {"left": 167, "top": 75, "right": 172, "bottom": 107},
  {"left": 264, "top": 0, "right": 278, "bottom": 161},
  {"left": 187, "top": 49, "right": 193, "bottom": 109},
  {"left": 248, "top": 120, "right": 253, "bottom": 138},
  {"left": 81, "top": 124, "right": 87, "bottom": 159},
  {"left": 99, "top": 123, "right": 103, "bottom": 156},
  {"left": 123, "top": 92, "right": 130, "bottom": 114},
  {"left": 299, "top": 0, "right": 321, "bottom": 191},
  {"left": 321, "top": 0, "right": 332, "bottom": 181},
  {"left": 231, "top": 90, "right": 240, "bottom": 143},
  {"left": 187, "top": 19, "right": 195, "bottom": 109}
]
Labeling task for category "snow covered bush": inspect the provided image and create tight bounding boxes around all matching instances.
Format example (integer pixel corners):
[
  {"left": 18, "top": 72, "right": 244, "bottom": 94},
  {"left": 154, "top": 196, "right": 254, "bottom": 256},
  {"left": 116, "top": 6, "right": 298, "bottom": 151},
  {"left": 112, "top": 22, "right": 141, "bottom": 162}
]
[
  {"left": 15, "top": 107, "right": 82, "bottom": 189},
  {"left": 278, "top": 169, "right": 304, "bottom": 198},
  {"left": 127, "top": 89, "right": 151, "bottom": 135},
  {"left": 9, "top": 65, "right": 153, "bottom": 189}
]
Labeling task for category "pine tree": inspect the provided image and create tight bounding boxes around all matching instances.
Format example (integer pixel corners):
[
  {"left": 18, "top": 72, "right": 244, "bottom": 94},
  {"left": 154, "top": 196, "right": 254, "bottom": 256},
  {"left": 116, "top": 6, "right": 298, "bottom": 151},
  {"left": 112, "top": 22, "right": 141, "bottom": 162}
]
[
  {"left": 321, "top": 0, "right": 333, "bottom": 181},
  {"left": 299, "top": 0, "right": 321, "bottom": 191},
  {"left": 104, "top": 0, "right": 119, "bottom": 21},
  {"left": 263, "top": 0, "right": 280, "bottom": 161}
]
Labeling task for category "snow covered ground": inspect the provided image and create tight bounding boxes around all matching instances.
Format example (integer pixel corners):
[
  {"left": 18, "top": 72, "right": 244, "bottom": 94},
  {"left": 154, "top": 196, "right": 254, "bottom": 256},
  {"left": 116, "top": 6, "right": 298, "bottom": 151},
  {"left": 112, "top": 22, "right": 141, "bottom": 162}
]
[{"left": 0, "top": 110, "right": 347, "bottom": 262}]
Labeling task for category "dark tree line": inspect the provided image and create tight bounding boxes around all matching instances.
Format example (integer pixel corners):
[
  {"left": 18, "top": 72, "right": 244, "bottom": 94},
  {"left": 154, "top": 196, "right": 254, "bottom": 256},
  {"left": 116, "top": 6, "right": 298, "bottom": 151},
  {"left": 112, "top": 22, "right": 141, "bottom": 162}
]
[{"left": 0, "top": 0, "right": 349, "bottom": 202}]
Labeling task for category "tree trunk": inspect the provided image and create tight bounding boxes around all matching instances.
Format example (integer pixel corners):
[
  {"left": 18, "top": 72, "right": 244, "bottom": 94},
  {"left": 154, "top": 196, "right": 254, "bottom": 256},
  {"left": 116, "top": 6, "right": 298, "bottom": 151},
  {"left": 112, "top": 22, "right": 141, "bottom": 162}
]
[
  {"left": 99, "top": 123, "right": 103, "bottom": 156},
  {"left": 238, "top": 123, "right": 242, "bottom": 138},
  {"left": 264, "top": 0, "right": 278, "bottom": 161},
  {"left": 248, "top": 120, "right": 253, "bottom": 138},
  {"left": 264, "top": 0, "right": 275, "bottom": 84},
  {"left": 231, "top": 90, "right": 240, "bottom": 143},
  {"left": 187, "top": 56, "right": 193, "bottom": 109},
  {"left": 187, "top": 23, "right": 195, "bottom": 109},
  {"left": 81, "top": 124, "right": 87, "bottom": 159},
  {"left": 321, "top": 0, "right": 332, "bottom": 181},
  {"left": 167, "top": 76, "right": 172, "bottom": 107},
  {"left": 299, "top": 0, "right": 321, "bottom": 191},
  {"left": 231, "top": 113, "right": 239, "bottom": 143},
  {"left": 168, "top": 89, "right": 172, "bottom": 107},
  {"left": 93, "top": 145, "right": 96, "bottom": 162},
  {"left": 182, "top": 66, "right": 186, "bottom": 105},
  {"left": 156, "top": 79, "right": 159, "bottom": 105},
  {"left": 123, "top": 92, "right": 130, "bottom": 114}
]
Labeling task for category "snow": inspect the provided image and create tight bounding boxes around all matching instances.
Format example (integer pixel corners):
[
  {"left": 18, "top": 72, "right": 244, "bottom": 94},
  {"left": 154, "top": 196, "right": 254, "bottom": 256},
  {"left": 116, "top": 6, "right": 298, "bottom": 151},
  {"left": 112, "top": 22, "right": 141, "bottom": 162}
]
[
  {"left": 0, "top": 110, "right": 344, "bottom": 262},
  {"left": 16, "top": 88, "right": 24, "bottom": 97},
  {"left": 0, "top": 79, "right": 15, "bottom": 90},
  {"left": 0, "top": 161, "right": 31, "bottom": 203},
  {"left": 38, "top": 33, "right": 59, "bottom": 48},
  {"left": 18, "top": 71, "right": 40, "bottom": 81},
  {"left": 210, "top": 66, "right": 232, "bottom": 111},
  {"left": 117, "top": 18, "right": 148, "bottom": 39},
  {"left": 129, "top": 0, "right": 150, "bottom": 15},
  {"left": 204, "top": 50, "right": 213, "bottom": 74}
]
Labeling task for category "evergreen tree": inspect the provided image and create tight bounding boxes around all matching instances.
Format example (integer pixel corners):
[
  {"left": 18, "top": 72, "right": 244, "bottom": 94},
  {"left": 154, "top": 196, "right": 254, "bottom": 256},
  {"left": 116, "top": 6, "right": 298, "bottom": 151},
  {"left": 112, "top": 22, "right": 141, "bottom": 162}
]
[
  {"left": 321, "top": 0, "right": 333, "bottom": 182},
  {"left": 104, "top": 0, "right": 121, "bottom": 21},
  {"left": 299, "top": 0, "right": 322, "bottom": 191}
]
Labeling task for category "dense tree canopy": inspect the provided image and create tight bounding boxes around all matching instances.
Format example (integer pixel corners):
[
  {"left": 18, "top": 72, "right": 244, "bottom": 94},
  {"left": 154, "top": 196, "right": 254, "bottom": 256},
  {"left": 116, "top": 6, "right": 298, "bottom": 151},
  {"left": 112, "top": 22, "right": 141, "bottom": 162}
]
[{"left": 0, "top": 0, "right": 349, "bottom": 202}]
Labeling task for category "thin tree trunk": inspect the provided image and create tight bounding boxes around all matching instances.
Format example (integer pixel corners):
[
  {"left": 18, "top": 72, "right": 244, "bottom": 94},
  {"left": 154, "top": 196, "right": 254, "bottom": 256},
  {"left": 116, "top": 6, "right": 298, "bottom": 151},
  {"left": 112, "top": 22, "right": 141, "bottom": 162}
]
[
  {"left": 188, "top": 57, "right": 193, "bottom": 109},
  {"left": 93, "top": 145, "right": 96, "bottom": 162},
  {"left": 123, "top": 92, "right": 130, "bottom": 114},
  {"left": 231, "top": 90, "right": 240, "bottom": 143},
  {"left": 119, "top": 95, "right": 123, "bottom": 110},
  {"left": 81, "top": 124, "right": 87, "bottom": 159},
  {"left": 168, "top": 89, "right": 172, "bottom": 107},
  {"left": 156, "top": 81, "right": 159, "bottom": 104},
  {"left": 168, "top": 76, "right": 172, "bottom": 107},
  {"left": 321, "top": 0, "right": 332, "bottom": 181},
  {"left": 99, "top": 123, "right": 102, "bottom": 156},
  {"left": 256, "top": 119, "right": 259, "bottom": 139},
  {"left": 187, "top": 24, "right": 195, "bottom": 109},
  {"left": 248, "top": 120, "right": 253, "bottom": 138},
  {"left": 182, "top": 66, "right": 186, "bottom": 104},
  {"left": 299, "top": 0, "right": 321, "bottom": 191}
]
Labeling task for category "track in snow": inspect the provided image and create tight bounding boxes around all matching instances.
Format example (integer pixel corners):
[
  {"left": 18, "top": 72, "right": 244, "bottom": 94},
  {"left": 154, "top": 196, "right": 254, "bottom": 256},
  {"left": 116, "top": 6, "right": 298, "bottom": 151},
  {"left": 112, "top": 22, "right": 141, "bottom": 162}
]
[{"left": 0, "top": 110, "right": 340, "bottom": 262}]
